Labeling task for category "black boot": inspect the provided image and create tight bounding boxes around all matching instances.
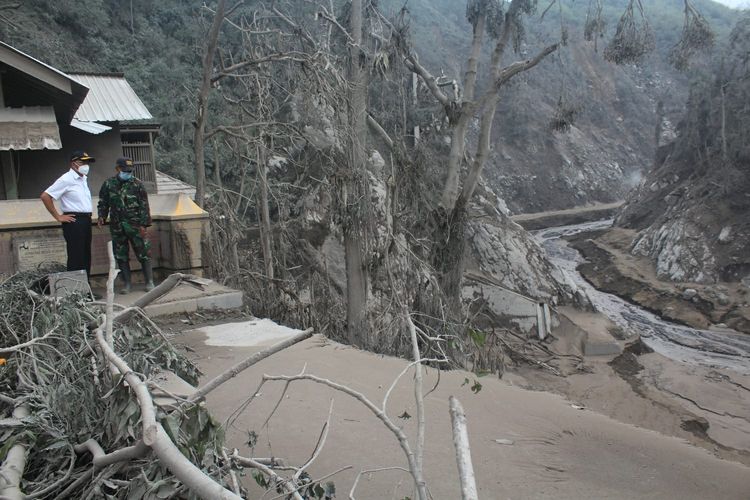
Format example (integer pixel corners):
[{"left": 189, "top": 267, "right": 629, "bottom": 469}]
[
  {"left": 141, "top": 260, "right": 155, "bottom": 291},
  {"left": 118, "top": 260, "right": 131, "bottom": 295}
]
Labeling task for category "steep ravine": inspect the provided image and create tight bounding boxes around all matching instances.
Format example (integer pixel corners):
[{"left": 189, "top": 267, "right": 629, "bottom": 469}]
[{"left": 615, "top": 14, "right": 750, "bottom": 286}]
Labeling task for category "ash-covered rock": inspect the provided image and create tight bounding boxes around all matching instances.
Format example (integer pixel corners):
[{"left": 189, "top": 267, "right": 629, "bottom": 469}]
[{"left": 615, "top": 15, "right": 750, "bottom": 285}]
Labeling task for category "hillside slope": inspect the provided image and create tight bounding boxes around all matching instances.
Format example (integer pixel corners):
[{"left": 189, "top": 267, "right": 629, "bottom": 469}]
[
  {"left": 0, "top": 0, "right": 737, "bottom": 213},
  {"left": 400, "top": 0, "right": 736, "bottom": 212},
  {"left": 616, "top": 13, "right": 750, "bottom": 285}
]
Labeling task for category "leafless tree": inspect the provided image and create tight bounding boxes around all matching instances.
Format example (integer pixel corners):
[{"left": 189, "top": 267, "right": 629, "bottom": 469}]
[{"left": 389, "top": 0, "right": 560, "bottom": 316}]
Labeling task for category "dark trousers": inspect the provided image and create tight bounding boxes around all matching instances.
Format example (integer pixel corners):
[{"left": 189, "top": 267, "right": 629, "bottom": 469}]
[{"left": 62, "top": 212, "right": 92, "bottom": 277}]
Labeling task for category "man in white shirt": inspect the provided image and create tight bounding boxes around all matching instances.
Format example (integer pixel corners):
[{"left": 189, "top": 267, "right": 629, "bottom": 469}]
[{"left": 40, "top": 150, "right": 96, "bottom": 276}]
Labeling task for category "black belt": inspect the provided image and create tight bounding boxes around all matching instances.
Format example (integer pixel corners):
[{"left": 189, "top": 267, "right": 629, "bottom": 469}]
[{"left": 63, "top": 212, "right": 92, "bottom": 217}]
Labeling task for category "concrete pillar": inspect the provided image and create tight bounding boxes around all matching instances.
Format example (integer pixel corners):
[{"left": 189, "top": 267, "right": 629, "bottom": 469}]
[
  {"left": 536, "top": 303, "right": 547, "bottom": 340},
  {"left": 543, "top": 303, "right": 552, "bottom": 337}
]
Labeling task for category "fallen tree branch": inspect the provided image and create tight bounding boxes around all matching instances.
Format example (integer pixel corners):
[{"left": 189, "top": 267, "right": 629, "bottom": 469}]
[
  {"left": 186, "top": 328, "right": 314, "bottom": 403},
  {"left": 95, "top": 324, "right": 240, "bottom": 499},
  {"left": 0, "top": 405, "right": 30, "bottom": 500},
  {"left": 24, "top": 444, "right": 75, "bottom": 499},
  {"left": 382, "top": 358, "right": 447, "bottom": 418},
  {"left": 267, "top": 465, "right": 354, "bottom": 500},
  {"left": 231, "top": 452, "right": 303, "bottom": 500},
  {"left": 54, "top": 441, "right": 148, "bottom": 500},
  {"left": 0, "top": 418, "right": 25, "bottom": 428},
  {"left": 0, "top": 394, "right": 16, "bottom": 405},
  {"left": 449, "top": 396, "right": 478, "bottom": 500},
  {"left": 407, "top": 313, "right": 426, "bottom": 487},
  {"left": 0, "top": 325, "right": 59, "bottom": 354},
  {"left": 221, "top": 449, "right": 241, "bottom": 496},
  {"left": 105, "top": 243, "right": 119, "bottom": 347},
  {"left": 228, "top": 453, "right": 288, "bottom": 469},
  {"left": 132, "top": 273, "right": 190, "bottom": 310},
  {"left": 74, "top": 438, "right": 150, "bottom": 470},
  {"left": 261, "top": 372, "right": 426, "bottom": 499},
  {"left": 349, "top": 466, "right": 410, "bottom": 500},
  {"left": 94, "top": 246, "right": 241, "bottom": 500},
  {"left": 293, "top": 399, "right": 333, "bottom": 483}
]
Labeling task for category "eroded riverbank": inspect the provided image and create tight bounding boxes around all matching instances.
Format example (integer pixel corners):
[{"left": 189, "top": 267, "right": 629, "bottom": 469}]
[
  {"left": 529, "top": 220, "right": 750, "bottom": 463},
  {"left": 567, "top": 227, "right": 750, "bottom": 334}
]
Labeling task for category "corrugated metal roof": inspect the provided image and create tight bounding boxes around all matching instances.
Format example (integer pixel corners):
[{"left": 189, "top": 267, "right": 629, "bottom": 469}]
[
  {"left": 0, "top": 106, "right": 61, "bottom": 150},
  {"left": 156, "top": 171, "right": 196, "bottom": 199},
  {"left": 0, "top": 42, "right": 89, "bottom": 118},
  {"left": 0, "top": 106, "right": 56, "bottom": 122},
  {"left": 0, "top": 41, "right": 85, "bottom": 93},
  {"left": 70, "top": 118, "right": 112, "bottom": 135},
  {"left": 69, "top": 73, "right": 153, "bottom": 122}
]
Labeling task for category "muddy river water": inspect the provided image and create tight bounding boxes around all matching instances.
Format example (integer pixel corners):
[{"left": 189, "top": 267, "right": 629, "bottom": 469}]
[{"left": 536, "top": 219, "right": 750, "bottom": 374}]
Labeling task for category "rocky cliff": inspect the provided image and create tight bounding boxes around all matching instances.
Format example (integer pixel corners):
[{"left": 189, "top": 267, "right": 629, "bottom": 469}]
[{"left": 616, "top": 14, "right": 750, "bottom": 285}]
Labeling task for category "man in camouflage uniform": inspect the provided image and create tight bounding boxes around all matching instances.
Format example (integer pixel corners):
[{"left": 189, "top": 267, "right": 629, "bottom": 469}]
[{"left": 97, "top": 157, "right": 154, "bottom": 294}]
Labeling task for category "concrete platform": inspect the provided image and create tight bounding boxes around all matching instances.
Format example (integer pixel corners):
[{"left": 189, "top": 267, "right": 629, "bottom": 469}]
[
  {"left": 192, "top": 318, "right": 305, "bottom": 347},
  {"left": 556, "top": 306, "right": 623, "bottom": 357},
  {"left": 93, "top": 277, "right": 243, "bottom": 317}
]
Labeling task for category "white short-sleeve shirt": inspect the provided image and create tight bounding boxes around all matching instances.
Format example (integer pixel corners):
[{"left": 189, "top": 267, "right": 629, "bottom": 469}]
[{"left": 44, "top": 169, "right": 92, "bottom": 213}]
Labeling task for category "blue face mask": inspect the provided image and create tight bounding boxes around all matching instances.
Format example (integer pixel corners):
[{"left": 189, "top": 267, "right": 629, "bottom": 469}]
[{"left": 118, "top": 171, "right": 133, "bottom": 181}]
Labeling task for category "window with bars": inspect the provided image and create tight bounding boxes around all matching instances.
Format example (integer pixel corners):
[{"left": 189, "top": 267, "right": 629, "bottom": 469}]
[{"left": 121, "top": 130, "right": 157, "bottom": 192}]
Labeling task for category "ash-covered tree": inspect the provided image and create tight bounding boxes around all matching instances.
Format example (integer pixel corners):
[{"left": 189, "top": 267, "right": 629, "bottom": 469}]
[
  {"left": 390, "top": 0, "right": 716, "bottom": 322},
  {"left": 395, "top": 0, "right": 561, "bottom": 316},
  {"left": 674, "top": 13, "right": 750, "bottom": 181},
  {"left": 188, "top": 0, "right": 717, "bottom": 355}
]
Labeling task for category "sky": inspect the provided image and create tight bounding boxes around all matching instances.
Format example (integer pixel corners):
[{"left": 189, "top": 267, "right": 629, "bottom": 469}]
[{"left": 713, "top": 0, "right": 750, "bottom": 8}]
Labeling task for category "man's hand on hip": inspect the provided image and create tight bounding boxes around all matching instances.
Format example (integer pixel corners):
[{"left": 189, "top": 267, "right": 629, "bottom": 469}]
[
  {"left": 56, "top": 214, "right": 76, "bottom": 223},
  {"left": 138, "top": 226, "right": 148, "bottom": 238}
]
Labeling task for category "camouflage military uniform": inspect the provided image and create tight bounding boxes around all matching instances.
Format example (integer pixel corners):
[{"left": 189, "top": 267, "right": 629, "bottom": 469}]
[{"left": 97, "top": 176, "right": 152, "bottom": 263}]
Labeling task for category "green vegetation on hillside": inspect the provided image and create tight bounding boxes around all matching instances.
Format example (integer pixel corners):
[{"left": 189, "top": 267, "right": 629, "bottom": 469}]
[{"left": 0, "top": 0, "right": 738, "bottom": 199}]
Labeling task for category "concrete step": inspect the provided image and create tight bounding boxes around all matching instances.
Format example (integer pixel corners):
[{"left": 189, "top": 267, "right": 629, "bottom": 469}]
[{"left": 93, "top": 277, "right": 243, "bottom": 317}]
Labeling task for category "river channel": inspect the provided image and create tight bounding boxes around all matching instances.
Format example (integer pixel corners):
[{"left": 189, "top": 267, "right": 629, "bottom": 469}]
[{"left": 536, "top": 219, "right": 750, "bottom": 374}]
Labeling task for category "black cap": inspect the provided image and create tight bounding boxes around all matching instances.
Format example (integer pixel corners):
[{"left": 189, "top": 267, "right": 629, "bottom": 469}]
[
  {"left": 116, "top": 157, "right": 134, "bottom": 172},
  {"left": 70, "top": 150, "right": 95, "bottom": 163}
]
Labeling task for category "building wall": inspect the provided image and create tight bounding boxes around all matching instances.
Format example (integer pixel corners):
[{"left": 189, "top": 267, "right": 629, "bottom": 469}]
[
  {"left": 0, "top": 194, "right": 207, "bottom": 279},
  {"left": 0, "top": 218, "right": 207, "bottom": 278},
  {"left": 16, "top": 123, "right": 123, "bottom": 199}
]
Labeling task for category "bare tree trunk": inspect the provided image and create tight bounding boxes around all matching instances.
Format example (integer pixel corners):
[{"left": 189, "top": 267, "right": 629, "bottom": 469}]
[
  {"left": 412, "top": 73, "right": 420, "bottom": 144},
  {"left": 463, "top": 14, "right": 486, "bottom": 103},
  {"left": 459, "top": 96, "right": 499, "bottom": 205},
  {"left": 432, "top": 200, "right": 468, "bottom": 314},
  {"left": 258, "top": 140, "right": 274, "bottom": 280},
  {"left": 438, "top": 12, "right": 485, "bottom": 209},
  {"left": 344, "top": 0, "right": 369, "bottom": 346},
  {"left": 440, "top": 113, "right": 471, "bottom": 209},
  {"left": 435, "top": 40, "right": 558, "bottom": 310},
  {"left": 721, "top": 84, "right": 728, "bottom": 164},
  {"left": 194, "top": 0, "right": 226, "bottom": 208},
  {"left": 432, "top": 97, "right": 499, "bottom": 316},
  {"left": 213, "top": 137, "right": 222, "bottom": 189}
]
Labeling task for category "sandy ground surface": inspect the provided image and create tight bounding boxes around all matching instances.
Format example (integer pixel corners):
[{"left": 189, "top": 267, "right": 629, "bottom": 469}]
[
  {"left": 173, "top": 322, "right": 750, "bottom": 499},
  {"left": 513, "top": 343, "right": 750, "bottom": 465}
]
